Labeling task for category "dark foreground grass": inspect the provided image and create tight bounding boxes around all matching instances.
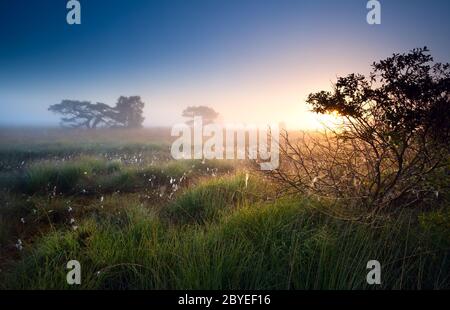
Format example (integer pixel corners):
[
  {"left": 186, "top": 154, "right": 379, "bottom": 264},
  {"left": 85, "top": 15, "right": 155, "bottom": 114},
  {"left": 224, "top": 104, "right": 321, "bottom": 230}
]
[{"left": 1, "top": 175, "right": 449, "bottom": 290}]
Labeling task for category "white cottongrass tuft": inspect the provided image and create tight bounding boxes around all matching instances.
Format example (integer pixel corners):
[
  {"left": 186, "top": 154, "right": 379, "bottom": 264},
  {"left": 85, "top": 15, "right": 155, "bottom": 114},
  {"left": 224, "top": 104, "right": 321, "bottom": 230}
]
[{"left": 15, "top": 239, "right": 23, "bottom": 251}]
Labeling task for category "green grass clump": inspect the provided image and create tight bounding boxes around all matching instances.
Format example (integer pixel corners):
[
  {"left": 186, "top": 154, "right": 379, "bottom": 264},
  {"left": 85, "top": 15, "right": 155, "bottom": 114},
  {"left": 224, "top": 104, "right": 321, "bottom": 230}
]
[
  {"left": 419, "top": 209, "right": 450, "bottom": 248},
  {"left": 16, "top": 157, "right": 120, "bottom": 194},
  {"left": 163, "top": 173, "right": 267, "bottom": 225}
]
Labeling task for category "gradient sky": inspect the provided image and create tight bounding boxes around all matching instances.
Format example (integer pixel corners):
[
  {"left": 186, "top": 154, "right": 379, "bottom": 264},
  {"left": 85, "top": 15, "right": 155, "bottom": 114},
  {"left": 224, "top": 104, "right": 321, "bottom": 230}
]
[{"left": 1, "top": 0, "right": 449, "bottom": 129}]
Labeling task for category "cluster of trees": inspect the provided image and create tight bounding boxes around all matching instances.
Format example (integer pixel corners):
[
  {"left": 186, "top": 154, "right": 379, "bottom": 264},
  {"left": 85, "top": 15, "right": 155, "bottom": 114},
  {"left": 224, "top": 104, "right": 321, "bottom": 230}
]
[
  {"left": 50, "top": 98, "right": 220, "bottom": 129},
  {"left": 49, "top": 96, "right": 145, "bottom": 128}
]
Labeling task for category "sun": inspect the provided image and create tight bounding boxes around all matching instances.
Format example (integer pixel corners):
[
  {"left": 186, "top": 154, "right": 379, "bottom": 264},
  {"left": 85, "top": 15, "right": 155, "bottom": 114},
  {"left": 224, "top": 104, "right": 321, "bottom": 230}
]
[{"left": 310, "top": 110, "right": 344, "bottom": 130}]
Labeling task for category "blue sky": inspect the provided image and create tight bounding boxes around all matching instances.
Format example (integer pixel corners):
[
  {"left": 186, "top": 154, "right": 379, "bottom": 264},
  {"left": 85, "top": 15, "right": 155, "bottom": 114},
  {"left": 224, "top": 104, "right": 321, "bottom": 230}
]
[{"left": 0, "top": 0, "right": 449, "bottom": 128}]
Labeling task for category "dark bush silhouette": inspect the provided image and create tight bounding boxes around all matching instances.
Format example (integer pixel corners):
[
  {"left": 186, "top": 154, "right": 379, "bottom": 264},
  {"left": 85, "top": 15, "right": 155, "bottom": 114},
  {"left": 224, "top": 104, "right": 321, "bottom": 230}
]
[
  {"left": 271, "top": 47, "right": 450, "bottom": 214},
  {"left": 49, "top": 96, "right": 146, "bottom": 128}
]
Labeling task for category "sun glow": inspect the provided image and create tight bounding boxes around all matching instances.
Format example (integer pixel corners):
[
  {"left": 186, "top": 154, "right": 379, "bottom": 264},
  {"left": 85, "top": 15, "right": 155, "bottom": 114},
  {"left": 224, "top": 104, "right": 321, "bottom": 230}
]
[{"left": 308, "top": 110, "right": 344, "bottom": 131}]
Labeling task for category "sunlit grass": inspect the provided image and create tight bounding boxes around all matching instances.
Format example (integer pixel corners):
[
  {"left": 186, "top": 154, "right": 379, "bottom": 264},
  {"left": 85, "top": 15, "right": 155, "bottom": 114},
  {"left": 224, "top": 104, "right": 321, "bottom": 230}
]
[
  {"left": 2, "top": 193, "right": 448, "bottom": 289},
  {"left": 0, "top": 129, "right": 448, "bottom": 290}
]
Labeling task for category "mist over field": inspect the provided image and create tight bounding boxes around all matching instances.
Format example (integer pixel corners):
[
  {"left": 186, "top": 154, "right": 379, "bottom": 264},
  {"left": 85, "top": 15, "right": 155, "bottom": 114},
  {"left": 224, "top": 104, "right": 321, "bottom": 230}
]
[{"left": 0, "top": 0, "right": 449, "bottom": 293}]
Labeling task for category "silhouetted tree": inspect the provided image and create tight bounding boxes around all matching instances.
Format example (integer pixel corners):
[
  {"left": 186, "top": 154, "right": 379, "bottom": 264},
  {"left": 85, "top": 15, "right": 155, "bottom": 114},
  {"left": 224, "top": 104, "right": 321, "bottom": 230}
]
[
  {"left": 270, "top": 47, "right": 450, "bottom": 214},
  {"left": 182, "top": 106, "right": 219, "bottom": 125},
  {"left": 307, "top": 47, "right": 450, "bottom": 145},
  {"left": 48, "top": 100, "right": 116, "bottom": 128},
  {"left": 114, "top": 96, "right": 145, "bottom": 128},
  {"left": 49, "top": 96, "right": 146, "bottom": 128}
]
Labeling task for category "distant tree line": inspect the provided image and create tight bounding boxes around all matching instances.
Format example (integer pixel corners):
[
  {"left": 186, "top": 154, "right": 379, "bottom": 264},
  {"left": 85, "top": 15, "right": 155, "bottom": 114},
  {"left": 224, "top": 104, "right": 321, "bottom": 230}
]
[{"left": 49, "top": 96, "right": 145, "bottom": 128}]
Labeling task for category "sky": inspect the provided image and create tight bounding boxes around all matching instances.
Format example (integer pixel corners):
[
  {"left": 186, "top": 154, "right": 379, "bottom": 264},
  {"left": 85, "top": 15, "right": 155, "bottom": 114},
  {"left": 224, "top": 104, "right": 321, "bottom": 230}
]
[{"left": 0, "top": 0, "right": 449, "bottom": 129}]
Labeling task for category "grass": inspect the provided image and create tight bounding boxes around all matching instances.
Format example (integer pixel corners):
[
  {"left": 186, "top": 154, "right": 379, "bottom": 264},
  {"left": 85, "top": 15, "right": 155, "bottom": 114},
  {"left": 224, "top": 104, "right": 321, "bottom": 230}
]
[
  {"left": 2, "top": 192, "right": 448, "bottom": 289},
  {"left": 0, "top": 157, "right": 235, "bottom": 195},
  {"left": 0, "top": 141, "right": 168, "bottom": 173},
  {"left": 163, "top": 173, "right": 268, "bottom": 225},
  {"left": 0, "top": 129, "right": 449, "bottom": 290}
]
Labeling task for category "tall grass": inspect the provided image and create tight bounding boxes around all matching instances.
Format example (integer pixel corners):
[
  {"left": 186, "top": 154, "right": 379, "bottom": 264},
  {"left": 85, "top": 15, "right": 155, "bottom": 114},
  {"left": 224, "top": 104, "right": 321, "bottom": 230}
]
[
  {"left": 0, "top": 141, "right": 168, "bottom": 172},
  {"left": 0, "top": 132, "right": 448, "bottom": 290},
  {"left": 2, "top": 176, "right": 448, "bottom": 290},
  {"left": 1, "top": 158, "right": 235, "bottom": 195},
  {"left": 163, "top": 173, "right": 267, "bottom": 225},
  {"left": 13, "top": 158, "right": 119, "bottom": 194}
]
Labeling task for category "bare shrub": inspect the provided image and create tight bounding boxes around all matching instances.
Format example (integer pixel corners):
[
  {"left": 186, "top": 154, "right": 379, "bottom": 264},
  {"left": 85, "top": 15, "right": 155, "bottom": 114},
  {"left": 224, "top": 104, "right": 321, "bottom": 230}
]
[{"left": 269, "top": 48, "right": 450, "bottom": 214}]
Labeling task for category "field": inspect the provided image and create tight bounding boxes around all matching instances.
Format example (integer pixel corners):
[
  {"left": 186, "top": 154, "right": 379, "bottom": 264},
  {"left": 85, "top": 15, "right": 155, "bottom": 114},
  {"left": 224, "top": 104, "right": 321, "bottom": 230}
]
[{"left": 0, "top": 128, "right": 449, "bottom": 289}]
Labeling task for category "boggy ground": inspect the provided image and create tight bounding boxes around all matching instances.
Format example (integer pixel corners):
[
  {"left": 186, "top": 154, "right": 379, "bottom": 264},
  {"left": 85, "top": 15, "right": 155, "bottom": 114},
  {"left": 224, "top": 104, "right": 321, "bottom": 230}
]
[{"left": 0, "top": 128, "right": 449, "bottom": 289}]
